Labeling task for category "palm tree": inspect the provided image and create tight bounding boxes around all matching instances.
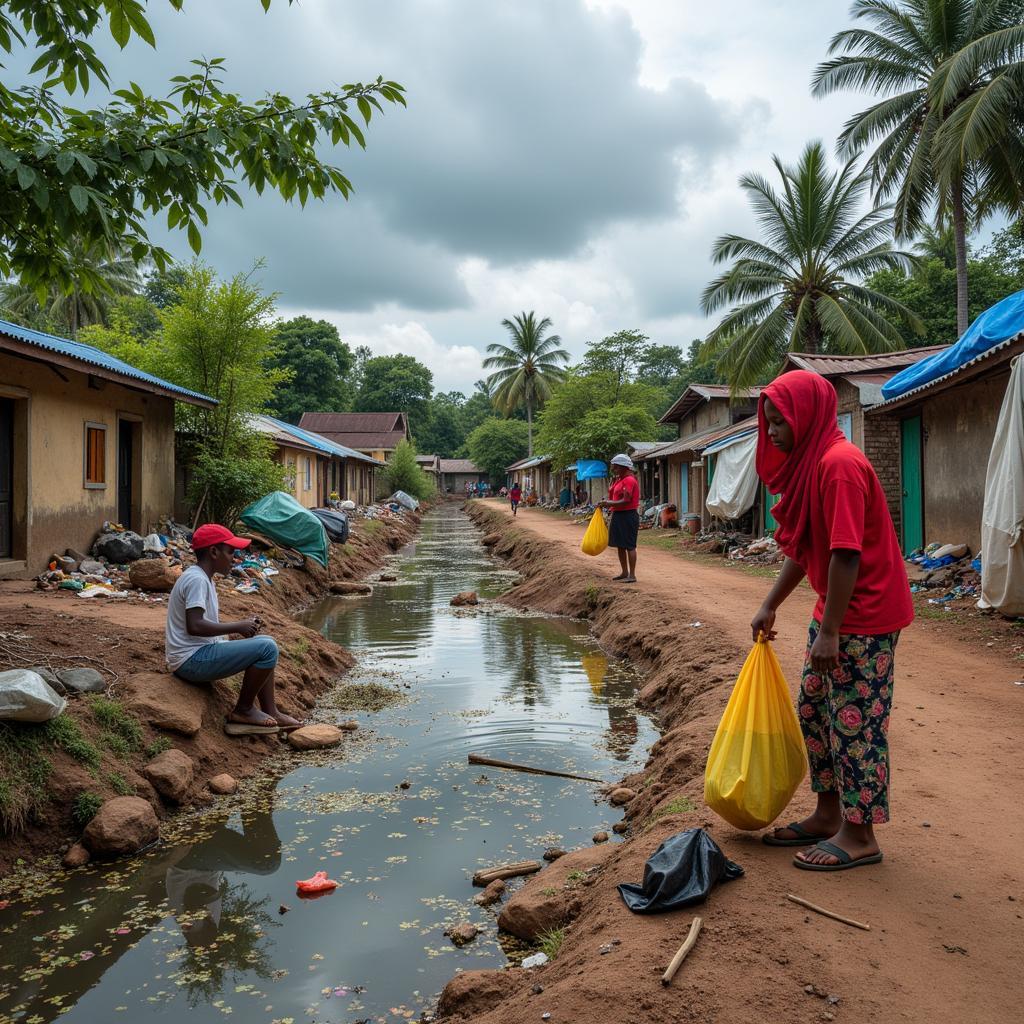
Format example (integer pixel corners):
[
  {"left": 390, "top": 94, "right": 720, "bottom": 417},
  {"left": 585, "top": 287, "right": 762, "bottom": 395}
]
[
  {"left": 700, "top": 141, "right": 921, "bottom": 390},
  {"left": 1, "top": 241, "right": 142, "bottom": 337},
  {"left": 812, "top": 0, "right": 1024, "bottom": 338},
  {"left": 484, "top": 312, "right": 570, "bottom": 455}
]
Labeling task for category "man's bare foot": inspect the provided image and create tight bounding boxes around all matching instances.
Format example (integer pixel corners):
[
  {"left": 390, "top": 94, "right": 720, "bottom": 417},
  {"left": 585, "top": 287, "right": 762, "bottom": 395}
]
[
  {"left": 271, "top": 712, "right": 302, "bottom": 729},
  {"left": 228, "top": 707, "right": 277, "bottom": 728}
]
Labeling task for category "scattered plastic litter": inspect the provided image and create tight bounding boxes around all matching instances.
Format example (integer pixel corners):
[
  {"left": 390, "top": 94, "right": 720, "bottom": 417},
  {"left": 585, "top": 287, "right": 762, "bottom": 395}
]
[
  {"left": 296, "top": 871, "right": 340, "bottom": 895},
  {"left": 522, "top": 952, "right": 549, "bottom": 968}
]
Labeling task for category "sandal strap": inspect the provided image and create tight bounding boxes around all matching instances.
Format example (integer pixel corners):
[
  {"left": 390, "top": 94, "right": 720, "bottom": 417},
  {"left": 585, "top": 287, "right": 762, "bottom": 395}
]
[{"left": 810, "top": 841, "right": 852, "bottom": 864}]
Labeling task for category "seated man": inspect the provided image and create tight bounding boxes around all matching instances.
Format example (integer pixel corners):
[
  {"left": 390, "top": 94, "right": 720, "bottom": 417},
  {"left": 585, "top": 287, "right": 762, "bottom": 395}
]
[{"left": 165, "top": 523, "right": 300, "bottom": 736}]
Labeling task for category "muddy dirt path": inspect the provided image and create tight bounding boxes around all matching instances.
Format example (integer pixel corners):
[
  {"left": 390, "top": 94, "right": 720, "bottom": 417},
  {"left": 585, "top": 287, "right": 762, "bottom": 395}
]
[{"left": 463, "top": 501, "right": 1022, "bottom": 1024}]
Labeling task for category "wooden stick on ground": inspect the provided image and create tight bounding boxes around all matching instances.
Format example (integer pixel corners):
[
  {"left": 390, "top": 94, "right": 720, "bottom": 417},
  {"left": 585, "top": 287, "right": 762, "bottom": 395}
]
[
  {"left": 786, "top": 894, "right": 871, "bottom": 931},
  {"left": 468, "top": 752, "right": 603, "bottom": 784},
  {"left": 472, "top": 861, "right": 542, "bottom": 887},
  {"left": 661, "top": 916, "right": 703, "bottom": 986}
]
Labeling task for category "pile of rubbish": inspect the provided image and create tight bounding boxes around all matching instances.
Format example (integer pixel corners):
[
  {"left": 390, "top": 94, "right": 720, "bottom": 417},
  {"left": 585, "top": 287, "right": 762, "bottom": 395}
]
[
  {"left": 906, "top": 543, "right": 980, "bottom": 605},
  {"left": 691, "top": 530, "right": 783, "bottom": 564}
]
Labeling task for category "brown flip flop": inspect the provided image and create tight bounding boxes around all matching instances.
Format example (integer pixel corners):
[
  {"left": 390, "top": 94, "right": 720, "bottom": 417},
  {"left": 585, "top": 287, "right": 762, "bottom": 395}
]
[{"left": 223, "top": 718, "right": 280, "bottom": 737}]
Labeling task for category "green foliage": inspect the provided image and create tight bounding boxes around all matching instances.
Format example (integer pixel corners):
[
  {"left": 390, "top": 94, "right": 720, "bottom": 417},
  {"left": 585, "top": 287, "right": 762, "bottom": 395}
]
[
  {"left": 417, "top": 392, "right": 465, "bottom": 458},
  {"left": 0, "top": 1, "right": 405, "bottom": 300},
  {"left": 484, "top": 312, "right": 570, "bottom": 454},
  {"left": 537, "top": 928, "right": 566, "bottom": 961},
  {"left": 105, "top": 771, "right": 135, "bottom": 796},
  {"left": 701, "top": 141, "right": 921, "bottom": 389},
  {"left": 580, "top": 329, "right": 652, "bottom": 399},
  {"left": 89, "top": 697, "right": 142, "bottom": 756},
  {"left": 188, "top": 445, "right": 287, "bottom": 532},
  {"left": 383, "top": 439, "right": 434, "bottom": 500},
  {"left": 354, "top": 354, "right": 434, "bottom": 439},
  {"left": 43, "top": 715, "right": 101, "bottom": 769},
  {"left": 71, "top": 791, "right": 103, "bottom": 829},
  {"left": 0, "top": 723, "right": 53, "bottom": 835},
  {"left": 270, "top": 316, "right": 354, "bottom": 424},
  {"left": 652, "top": 796, "right": 696, "bottom": 819},
  {"left": 145, "top": 736, "right": 173, "bottom": 759},
  {"left": 465, "top": 417, "right": 530, "bottom": 483}
]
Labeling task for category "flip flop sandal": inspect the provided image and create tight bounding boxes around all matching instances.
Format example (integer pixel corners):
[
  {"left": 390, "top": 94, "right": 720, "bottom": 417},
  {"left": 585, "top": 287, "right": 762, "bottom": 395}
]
[
  {"left": 793, "top": 841, "right": 883, "bottom": 872},
  {"left": 223, "top": 718, "right": 281, "bottom": 736},
  {"left": 763, "top": 821, "right": 829, "bottom": 847}
]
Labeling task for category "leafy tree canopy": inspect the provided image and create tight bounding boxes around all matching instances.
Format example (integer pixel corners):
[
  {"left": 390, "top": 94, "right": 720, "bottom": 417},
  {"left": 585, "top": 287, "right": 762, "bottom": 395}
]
[
  {"left": 0, "top": 0, "right": 405, "bottom": 299},
  {"left": 354, "top": 353, "right": 434, "bottom": 438},
  {"left": 383, "top": 439, "right": 434, "bottom": 501},
  {"left": 269, "top": 316, "right": 354, "bottom": 424},
  {"left": 465, "top": 417, "right": 530, "bottom": 484},
  {"left": 580, "top": 329, "right": 651, "bottom": 398}
]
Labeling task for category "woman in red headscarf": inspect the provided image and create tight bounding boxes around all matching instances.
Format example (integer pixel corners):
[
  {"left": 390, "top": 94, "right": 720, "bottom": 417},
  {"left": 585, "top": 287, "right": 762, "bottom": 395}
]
[{"left": 751, "top": 370, "right": 912, "bottom": 871}]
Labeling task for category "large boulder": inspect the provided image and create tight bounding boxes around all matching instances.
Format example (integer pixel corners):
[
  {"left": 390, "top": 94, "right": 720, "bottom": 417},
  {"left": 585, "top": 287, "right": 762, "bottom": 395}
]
[
  {"left": 129, "top": 558, "right": 181, "bottom": 593},
  {"left": 93, "top": 531, "right": 145, "bottom": 564},
  {"left": 143, "top": 749, "right": 195, "bottom": 804},
  {"left": 437, "top": 969, "right": 522, "bottom": 1021},
  {"left": 497, "top": 844, "right": 614, "bottom": 941},
  {"left": 56, "top": 667, "right": 106, "bottom": 695},
  {"left": 287, "top": 724, "right": 343, "bottom": 750},
  {"left": 123, "top": 672, "right": 206, "bottom": 736},
  {"left": 82, "top": 796, "right": 159, "bottom": 857}
]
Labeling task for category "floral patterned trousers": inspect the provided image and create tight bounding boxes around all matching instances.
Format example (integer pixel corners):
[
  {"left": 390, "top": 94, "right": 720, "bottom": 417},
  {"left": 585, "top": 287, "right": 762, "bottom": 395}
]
[{"left": 799, "top": 621, "right": 900, "bottom": 825}]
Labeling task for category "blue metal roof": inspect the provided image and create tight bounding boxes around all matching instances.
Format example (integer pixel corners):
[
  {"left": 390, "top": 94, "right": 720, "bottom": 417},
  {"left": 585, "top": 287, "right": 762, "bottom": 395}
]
[
  {"left": 260, "top": 414, "right": 383, "bottom": 466},
  {"left": 0, "top": 317, "right": 216, "bottom": 405}
]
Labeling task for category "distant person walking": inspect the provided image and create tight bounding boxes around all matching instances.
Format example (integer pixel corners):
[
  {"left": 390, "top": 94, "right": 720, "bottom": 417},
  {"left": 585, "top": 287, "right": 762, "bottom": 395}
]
[
  {"left": 509, "top": 482, "right": 522, "bottom": 516},
  {"left": 752, "top": 371, "right": 913, "bottom": 872},
  {"left": 598, "top": 454, "right": 640, "bottom": 583}
]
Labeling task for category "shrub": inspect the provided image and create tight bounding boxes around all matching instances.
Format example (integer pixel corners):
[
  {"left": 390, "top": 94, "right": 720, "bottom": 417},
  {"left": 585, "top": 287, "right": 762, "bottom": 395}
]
[
  {"left": 537, "top": 927, "right": 565, "bottom": 961},
  {"left": 145, "top": 736, "right": 173, "bottom": 758},
  {"left": 383, "top": 439, "right": 434, "bottom": 501},
  {"left": 0, "top": 723, "right": 52, "bottom": 834},
  {"left": 89, "top": 697, "right": 142, "bottom": 756},
  {"left": 72, "top": 791, "right": 103, "bottom": 828},
  {"left": 188, "top": 441, "right": 287, "bottom": 528}
]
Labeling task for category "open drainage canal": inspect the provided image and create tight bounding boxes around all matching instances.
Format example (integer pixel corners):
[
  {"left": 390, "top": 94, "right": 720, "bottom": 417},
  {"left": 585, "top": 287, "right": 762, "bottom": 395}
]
[{"left": 0, "top": 506, "right": 656, "bottom": 1024}]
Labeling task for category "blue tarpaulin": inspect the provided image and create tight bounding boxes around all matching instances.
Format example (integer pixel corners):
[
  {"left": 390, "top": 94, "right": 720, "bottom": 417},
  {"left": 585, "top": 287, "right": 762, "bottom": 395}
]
[
  {"left": 882, "top": 289, "right": 1024, "bottom": 400},
  {"left": 576, "top": 459, "right": 608, "bottom": 481}
]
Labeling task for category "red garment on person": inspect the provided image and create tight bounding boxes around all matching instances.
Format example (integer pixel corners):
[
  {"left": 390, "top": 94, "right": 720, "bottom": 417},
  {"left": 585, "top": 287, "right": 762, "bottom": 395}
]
[
  {"left": 757, "top": 371, "right": 913, "bottom": 635},
  {"left": 609, "top": 474, "right": 640, "bottom": 511}
]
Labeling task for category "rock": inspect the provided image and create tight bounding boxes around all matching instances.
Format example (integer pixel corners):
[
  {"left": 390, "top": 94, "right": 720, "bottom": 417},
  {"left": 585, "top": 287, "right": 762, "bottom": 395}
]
[
  {"left": 474, "top": 879, "right": 507, "bottom": 906},
  {"left": 542, "top": 848, "right": 566, "bottom": 862},
  {"left": 592, "top": 831, "right": 609, "bottom": 844},
  {"left": 481, "top": 532, "right": 501, "bottom": 546},
  {"left": 129, "top": 557, "right": 181, "bottom": 593},
  {"left": 609, "top": 787, "right": 636, "bottom": 806},
  {"left": 447, "top": 922, "right": 479, "bottom": 947},
  {"left": 436, "top": 970, "right": 520, "bottom": 1020},
  {"left": 339, "top": 720, "right": 359, "bottom": 731},
  {"left": 287, "top": 724, "right": 343, "bottom": 750},
  {"left": 329, "top": 581, "right": 373, "bottom": 595},
  {"left": 612, "top": 821, "right": 629, "bottom": 835},
  {"left": 27, "top": 666, "right": 64, "bottom": 692},
  {"left": 56, "top": 667, "right": 106, "bottom": 695},
  {"left": 143, "top": 749, "right": 195, "bottom": 804},
  {"left": 52, "top": 555, "right": 77, "bottom": 573},
  {"left": 62, "top": 842, "right": 90, "bottom": 868},
  {"left": 379, "top": 573, "right": 398, "bottom": 582},
  {"left": 208, "top": 773, "right": 238, "bottom": 795},
  {"left": 450, "top": 591, "right": 479, "bottom": 607},
  {"left": 93, "top": 531, "right": 144, "bottom": 564},
  {"left": 82, "top": 797, "right": 159, "bottom": 857},
  {"left": 123, "top": 672, "right": 206, "bottom": 736},
  {"left": 522, "top": 953, "right": 549, "bottom": 969},
  {"left": 79, "top": 559, "right": 107, "bottom": 576},
  {"left": 399, "top": 779, "right": 412, "bottom": 789}
]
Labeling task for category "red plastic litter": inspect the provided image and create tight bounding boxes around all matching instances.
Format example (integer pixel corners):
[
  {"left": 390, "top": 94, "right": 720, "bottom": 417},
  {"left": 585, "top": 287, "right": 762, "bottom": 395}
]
[{"left": 296, "top": 871, "right": 339, "bottom": 895}]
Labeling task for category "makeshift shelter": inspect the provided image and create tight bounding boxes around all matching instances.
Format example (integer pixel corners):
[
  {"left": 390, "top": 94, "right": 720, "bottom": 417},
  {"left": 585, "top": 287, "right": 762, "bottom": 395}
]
[{"left": 705, "top": 432, "right": 758, "bottom": 521}]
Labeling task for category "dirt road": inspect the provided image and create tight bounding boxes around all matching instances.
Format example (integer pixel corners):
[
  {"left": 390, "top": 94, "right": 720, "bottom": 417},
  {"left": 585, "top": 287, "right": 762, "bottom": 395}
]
[{"left": 475, "top": 502, "right": 1022, "bottom": 1023}]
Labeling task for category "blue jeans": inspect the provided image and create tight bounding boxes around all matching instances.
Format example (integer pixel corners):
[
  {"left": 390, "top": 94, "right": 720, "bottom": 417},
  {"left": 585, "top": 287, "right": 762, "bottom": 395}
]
[{"left": 176, "top": 637, "right": 279, "bottom": 683}]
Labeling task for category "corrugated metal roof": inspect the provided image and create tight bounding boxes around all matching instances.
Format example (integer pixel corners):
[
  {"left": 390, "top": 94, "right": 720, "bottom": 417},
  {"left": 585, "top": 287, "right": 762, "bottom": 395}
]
[
  {"left": 638, "top": 415, "right": 759, "bottom": 461},
  {"left": 254, "top": 414, "right": 384, "bottom": 465},
  {"left": 299, "top": 411, "right": 406, "bottom": 432},
  {"left": 658, "top": 383, "right": 761, "bottom": 425},
  {"left": 783, "top": 346, "right": 948, "bottom": 377},
  {"left": 505, "top": 454, "right": 550, "bottom": 471},
  {"left": 0, "top": 317, "right": 216, "bottom": 406},
  {"left": 439, "top": 458, "right": 481, "bottom": 474}
]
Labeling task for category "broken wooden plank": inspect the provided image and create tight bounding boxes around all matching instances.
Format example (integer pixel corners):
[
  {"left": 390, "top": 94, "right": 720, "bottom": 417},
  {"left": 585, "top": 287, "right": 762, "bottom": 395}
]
[
  {"left": 786, "top": 893, "right": 870, "bottom": 931},
  {"left": 472, "top": 860, "right": 542, "bottom": 887},
  {"left": 468, "top": 752, "right": 602, "bottom": 784}
]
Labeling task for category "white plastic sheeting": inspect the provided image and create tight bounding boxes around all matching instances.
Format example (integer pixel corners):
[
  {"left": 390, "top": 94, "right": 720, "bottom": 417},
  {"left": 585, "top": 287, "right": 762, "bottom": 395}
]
[
  {"left": 705, "top": 434, "right": 759, "bottom": 521},
  {"left": 979, "top": 356, "right": 1024, "bottom": 615},
  {"left": 0, "top": 669, "right": 66, "bottom": 722}
]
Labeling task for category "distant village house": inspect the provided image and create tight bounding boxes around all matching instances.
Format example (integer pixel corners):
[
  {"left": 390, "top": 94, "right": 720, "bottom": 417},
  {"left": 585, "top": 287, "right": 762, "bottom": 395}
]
[{"left": 297, "top": 412, "right": 410, "bottom": 464}]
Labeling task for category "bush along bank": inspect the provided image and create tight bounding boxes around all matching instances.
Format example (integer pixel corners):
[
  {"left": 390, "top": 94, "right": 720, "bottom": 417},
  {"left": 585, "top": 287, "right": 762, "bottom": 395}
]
[
  {"left": 0, "top": 510, "right": 420, "bottom": 874},
  {"left": 438, "top": 502, "right": 754, "bottom": 1023}
]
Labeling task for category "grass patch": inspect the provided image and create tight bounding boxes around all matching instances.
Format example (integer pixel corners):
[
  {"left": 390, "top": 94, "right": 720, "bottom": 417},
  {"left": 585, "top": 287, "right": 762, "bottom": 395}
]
[
  {"left": 326, "top": 682, "right": 405, "bottom": 713},
  {"left": 583, "top": 584, "right": 600, "bottom": 611},
  {"left": 540, "top": 887, "right": 558, "bottom": 897},
  {"left": 42, "top": 715, "right": 101, "bottom": 769},
  {"left": 89, "top": 697, "right": 142, "bottom": 756},
  {"left": 653, "top": 796, "right": 696, "bottom": 820},
  {"left": 537, "top": 927, "right": 565, "bottom": 961},
  {"left": 0, "top": 723, "right": 53, "bottom": 834},
  {"left": 105, "top": 771, "right": 135, "bottom": 796},
  {"left": 360, "top": 519, "right": 384, "bottom": 537},
  {"left": 287, "top": 636, "right": 311, "bottom": 662},
  {"left": 71, "top": 791, "right": 103, "bottom": 828},
  {"left": 145, "top": 736, "right": 173, "bottom": 758},
  {"left": 564, "top": 870, "right": 587, "bottom": 887}
]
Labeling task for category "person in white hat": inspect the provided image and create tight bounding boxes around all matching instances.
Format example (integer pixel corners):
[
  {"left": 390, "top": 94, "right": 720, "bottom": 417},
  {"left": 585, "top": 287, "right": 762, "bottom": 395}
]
[{"left": 598, "top": 453, "right": 641, "bottom": 582}]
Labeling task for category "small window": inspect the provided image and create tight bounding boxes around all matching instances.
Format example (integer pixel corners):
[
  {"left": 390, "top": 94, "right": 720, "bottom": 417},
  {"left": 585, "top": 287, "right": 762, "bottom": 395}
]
[
  {"left": 304, "top": 457, "right": 312, "bottom": 490},
  {"left": 84, "top": 423, "right": 107, "bottom": 488}
]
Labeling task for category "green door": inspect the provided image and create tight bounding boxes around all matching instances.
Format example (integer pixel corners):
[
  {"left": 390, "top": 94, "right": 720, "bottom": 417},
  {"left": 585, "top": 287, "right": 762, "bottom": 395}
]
[
  {"left": 900, "top": 416, "right": 924, "bottom": 554},
  {"left": 763, "top": 486, "right": 780, "bottom": 533}
]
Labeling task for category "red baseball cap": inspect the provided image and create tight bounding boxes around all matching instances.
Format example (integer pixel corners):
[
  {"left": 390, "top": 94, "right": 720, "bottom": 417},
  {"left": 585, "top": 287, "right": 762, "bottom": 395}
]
[{"left": 191, "top": 524, "right": 251, "bottom": 552}]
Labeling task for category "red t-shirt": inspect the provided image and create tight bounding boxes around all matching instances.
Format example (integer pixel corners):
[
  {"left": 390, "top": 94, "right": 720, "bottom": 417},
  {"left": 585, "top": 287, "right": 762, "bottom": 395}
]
[
  {"left": 802, "top": 441, "right": 913, "bottom": 634},
  {"left": 609, "top": 474, "right": 640, "bottom": 511}
]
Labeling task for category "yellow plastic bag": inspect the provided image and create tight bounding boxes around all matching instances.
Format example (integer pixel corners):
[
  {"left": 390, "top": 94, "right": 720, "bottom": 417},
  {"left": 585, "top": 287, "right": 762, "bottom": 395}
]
[
  {"left": 580, "top": 508, "right": 608, "bottom": 556},
  {"left": 704, "top": 638, "right": 807, "bottom": 830}
]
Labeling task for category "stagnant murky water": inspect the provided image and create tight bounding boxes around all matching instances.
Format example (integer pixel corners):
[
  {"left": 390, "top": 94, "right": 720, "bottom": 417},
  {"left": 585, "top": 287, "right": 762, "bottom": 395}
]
[{"left": 0, "top": 507, "right": 655, "bottom": 1024}]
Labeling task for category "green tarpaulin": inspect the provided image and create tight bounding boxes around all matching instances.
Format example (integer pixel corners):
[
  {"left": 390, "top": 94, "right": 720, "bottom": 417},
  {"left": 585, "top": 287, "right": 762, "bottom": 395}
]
[{"left": 240, "top": 491, "right": 330, "bottom": 567}]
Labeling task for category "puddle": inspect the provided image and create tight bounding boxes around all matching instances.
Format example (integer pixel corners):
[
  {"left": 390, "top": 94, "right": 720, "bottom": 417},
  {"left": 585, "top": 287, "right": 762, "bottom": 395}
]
[{"left": 0, "top": 506, "right": 655, "bottom": 1024}]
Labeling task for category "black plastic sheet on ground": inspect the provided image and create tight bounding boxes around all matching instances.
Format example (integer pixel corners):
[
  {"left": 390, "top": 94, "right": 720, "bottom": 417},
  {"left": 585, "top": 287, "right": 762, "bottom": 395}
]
[{"left": 618, "top": 827, "right": 743, "bottom": 914}]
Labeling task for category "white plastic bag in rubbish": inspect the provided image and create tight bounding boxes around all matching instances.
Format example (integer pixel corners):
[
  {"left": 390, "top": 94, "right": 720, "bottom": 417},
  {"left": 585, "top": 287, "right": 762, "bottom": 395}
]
[
  {"left": 143, "top": 533, "right": 166, "bottom": 553},
  {"left": 521, "top": 952, "right": 549, "bottom": 968},
  {"left": 387, "top": 490, "right": 419, "bottom": 511},
  {"left": 0, "top": 669, "right": 67, "bottom": 722},
  {"left": 340, "top": 500, "right": 356, "bottom": 511}
]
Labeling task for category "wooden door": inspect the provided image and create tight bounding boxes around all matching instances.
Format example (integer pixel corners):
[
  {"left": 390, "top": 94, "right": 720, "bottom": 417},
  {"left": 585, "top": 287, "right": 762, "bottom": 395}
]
[{"left": 117, "top": 421, "right": 133, "bottom": 529}]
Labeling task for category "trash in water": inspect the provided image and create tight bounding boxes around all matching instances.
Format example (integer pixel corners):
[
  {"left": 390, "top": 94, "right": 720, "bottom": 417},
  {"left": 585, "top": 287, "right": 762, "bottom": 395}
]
[{"left": 296, "top": 870, "right": 340, "bottom": 895}]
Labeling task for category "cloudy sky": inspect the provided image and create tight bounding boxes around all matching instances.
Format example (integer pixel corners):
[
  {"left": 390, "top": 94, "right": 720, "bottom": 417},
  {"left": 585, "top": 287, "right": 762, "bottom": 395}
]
[{"left": 50, "top": 2, "right": 879, "bottom": 392}]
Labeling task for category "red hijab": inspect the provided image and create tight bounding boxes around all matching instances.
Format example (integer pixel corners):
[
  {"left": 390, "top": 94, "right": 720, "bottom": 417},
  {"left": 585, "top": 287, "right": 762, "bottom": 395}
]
[{"left": 756, "top": 370, "right": 844, "bottom": 565}]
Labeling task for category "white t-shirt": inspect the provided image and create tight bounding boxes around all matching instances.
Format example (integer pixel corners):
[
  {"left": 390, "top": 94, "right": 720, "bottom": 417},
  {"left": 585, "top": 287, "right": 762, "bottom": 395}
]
[{"left": 165, "top": 565, "right": 225, "bottom": 671}]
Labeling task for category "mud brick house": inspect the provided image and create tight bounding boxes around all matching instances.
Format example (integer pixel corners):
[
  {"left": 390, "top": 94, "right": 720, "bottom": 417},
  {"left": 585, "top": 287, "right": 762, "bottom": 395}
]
[
  {"left": 0, "top": 319, "right": 215, "bottom": 578},
  {"left": 297, "top": 411, "right": 410, "bottom": 464}
]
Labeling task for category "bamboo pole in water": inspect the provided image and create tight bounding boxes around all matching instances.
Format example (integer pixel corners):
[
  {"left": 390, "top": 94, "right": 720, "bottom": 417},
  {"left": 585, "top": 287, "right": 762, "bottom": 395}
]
[{"left": 467, "top": 752, "right": 603, "bottom": 784}]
